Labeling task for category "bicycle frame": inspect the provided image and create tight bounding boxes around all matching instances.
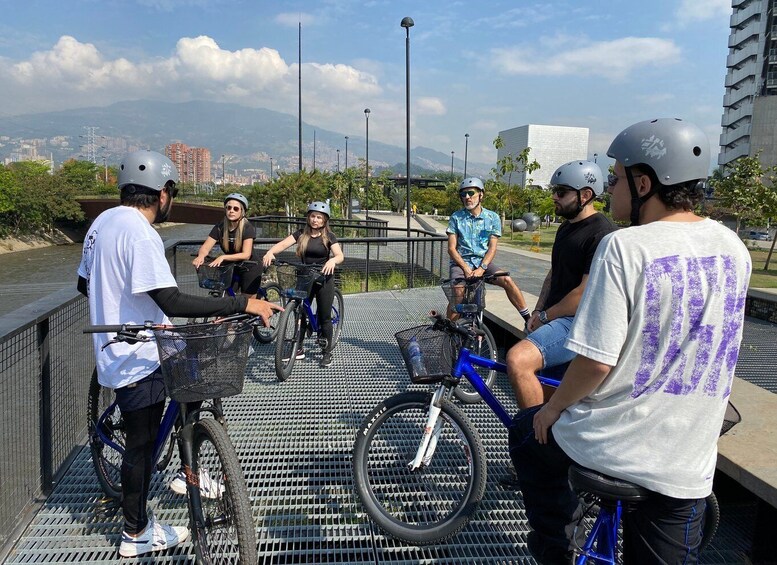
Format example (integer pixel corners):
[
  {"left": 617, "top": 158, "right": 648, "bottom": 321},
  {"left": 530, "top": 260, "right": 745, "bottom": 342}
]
[{"left": 408, "top": 346, "right": 560, "bottom": 470}]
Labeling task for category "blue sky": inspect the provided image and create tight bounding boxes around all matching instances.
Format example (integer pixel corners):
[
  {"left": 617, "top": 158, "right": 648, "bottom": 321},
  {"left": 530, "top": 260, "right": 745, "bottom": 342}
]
[{"left": 0, "top": 0, "right": 732, "bottom": 168}]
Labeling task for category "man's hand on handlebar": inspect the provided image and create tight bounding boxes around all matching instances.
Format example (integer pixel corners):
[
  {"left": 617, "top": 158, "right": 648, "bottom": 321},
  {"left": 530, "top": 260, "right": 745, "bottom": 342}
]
[
  {"left": 246, "top": 297, "right": 282, "bottom": 327},
  {"left": 526, "top": 311, "right": 543, "bottom": 333}
]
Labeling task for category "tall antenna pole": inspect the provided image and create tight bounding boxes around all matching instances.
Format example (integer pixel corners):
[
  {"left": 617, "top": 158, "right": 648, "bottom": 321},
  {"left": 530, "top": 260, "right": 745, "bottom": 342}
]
[{"left": 298, "top": 21, "right": 303, "bottom": 172}]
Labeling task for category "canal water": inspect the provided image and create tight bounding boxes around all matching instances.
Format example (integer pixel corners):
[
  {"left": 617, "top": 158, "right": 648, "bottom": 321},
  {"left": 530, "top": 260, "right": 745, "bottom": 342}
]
[{"left": 0, "top": 224, "right": 208, "bottom": 318}]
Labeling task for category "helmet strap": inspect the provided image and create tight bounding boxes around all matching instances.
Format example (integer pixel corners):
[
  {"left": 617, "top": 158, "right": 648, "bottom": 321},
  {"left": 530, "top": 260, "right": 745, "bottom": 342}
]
[{"left": 627, "top": 170, "right": 657, "bottom": 226}]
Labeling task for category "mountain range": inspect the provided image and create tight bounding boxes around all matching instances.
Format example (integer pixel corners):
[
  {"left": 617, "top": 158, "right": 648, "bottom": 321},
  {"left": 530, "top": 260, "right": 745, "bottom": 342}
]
[{"left": 0, "top": 100, "right": 491, "bottom": 176}]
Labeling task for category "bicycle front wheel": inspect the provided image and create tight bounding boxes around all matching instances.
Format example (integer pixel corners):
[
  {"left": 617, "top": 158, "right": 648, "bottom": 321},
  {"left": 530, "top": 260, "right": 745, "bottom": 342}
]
[
  {"left": 190, "top": 418, "right": 257, "bottom": 564},
  {"left": 352, "top": 391, "right": 487, "bottom": 545},
  {"left": 453, "top": 319, "right": 498, "bottom": 404},
  {"left": 275, "top": 302, "right": 303, "bottom": 381},
  {"left": 87, "top": 367, "right": 124, "bottom": 499},
  {"left": 330, "top": 289, "right": 344, "bottom": 349},
  {"left": 253, "top": 283, "right": 285, "bottom": 344}
]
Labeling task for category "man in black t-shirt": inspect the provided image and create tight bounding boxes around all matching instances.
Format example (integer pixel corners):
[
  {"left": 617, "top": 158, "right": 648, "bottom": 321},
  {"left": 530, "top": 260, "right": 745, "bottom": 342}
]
[{"left": 506, "top": 160, "right": 616, "bottom": 409}]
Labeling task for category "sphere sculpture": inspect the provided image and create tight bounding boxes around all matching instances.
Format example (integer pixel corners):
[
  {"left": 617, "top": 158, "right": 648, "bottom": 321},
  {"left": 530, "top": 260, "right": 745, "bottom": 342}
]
[
  {"left": 522, "top": 213, "right": 541, "bottom": 231},
  {"left": 511, "top": 219, "right": 527, "bottom": 232}
]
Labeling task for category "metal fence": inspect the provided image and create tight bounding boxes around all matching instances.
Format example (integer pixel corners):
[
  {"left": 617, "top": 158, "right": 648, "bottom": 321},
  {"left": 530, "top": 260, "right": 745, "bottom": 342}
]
[{"left": 0, "top": 222, "right": 447, "bottom": 559}]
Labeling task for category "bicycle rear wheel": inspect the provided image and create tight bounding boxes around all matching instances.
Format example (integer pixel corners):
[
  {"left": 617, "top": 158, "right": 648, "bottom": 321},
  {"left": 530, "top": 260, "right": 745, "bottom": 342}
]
[
  {"left": 190, "top": 418, "right": 257, "bottom": 564},
  {"left": 330, "top": 289, "right": 344, "bottom": 349},
  {"left": 352, "top": 391, "right": 487, "bottom": 545},
  {"left": 275, "top": 302, "right": 303, "bottom": 381},
  {"left": 87, "top": 368, "right": 124, "bottom": 499},
  {"left": 453, "top": 319, "right": 497, "bottom": 404},
  {"left": 253, "top": 283, "right": 285, "bottom": 343}
]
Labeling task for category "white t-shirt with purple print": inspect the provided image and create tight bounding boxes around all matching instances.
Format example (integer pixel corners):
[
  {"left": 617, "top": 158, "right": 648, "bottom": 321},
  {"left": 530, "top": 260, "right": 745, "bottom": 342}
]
[{"left": 554, "top": 218, "right": 751, "bottom": 499}]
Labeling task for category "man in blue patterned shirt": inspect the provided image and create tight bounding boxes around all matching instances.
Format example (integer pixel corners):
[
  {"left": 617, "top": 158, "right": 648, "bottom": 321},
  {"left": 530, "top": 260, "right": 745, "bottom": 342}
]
[{"left": 447, "top": 177, "right": 531, "bottom": 322}]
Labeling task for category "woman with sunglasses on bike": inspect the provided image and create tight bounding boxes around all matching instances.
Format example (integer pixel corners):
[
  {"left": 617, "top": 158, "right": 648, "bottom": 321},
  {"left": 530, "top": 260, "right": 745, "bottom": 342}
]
[
  {"left": 262, "top": 201, "right": 344, "bottom": 368},
  {"left": 192, "top": 193, "right": 264, "bottom": 297}
]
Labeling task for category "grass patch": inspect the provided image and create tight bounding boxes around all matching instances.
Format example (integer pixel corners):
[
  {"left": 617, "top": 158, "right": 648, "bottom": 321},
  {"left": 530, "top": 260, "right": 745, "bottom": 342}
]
[{"left": 339, "top": 270, "right": 436, "bottom": 294}]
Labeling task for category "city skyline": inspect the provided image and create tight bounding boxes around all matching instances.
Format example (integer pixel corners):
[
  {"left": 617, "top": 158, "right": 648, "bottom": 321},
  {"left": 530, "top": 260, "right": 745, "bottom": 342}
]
[{"left": 0, "top": 0, "right": 731, "bottom": 171}]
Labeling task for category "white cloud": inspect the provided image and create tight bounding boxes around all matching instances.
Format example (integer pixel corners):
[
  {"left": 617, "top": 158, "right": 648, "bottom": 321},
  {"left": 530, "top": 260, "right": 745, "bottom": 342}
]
[
  {"left": 491, "top": 37, "right": 681, "bottom": 81},
  {"left": 675, "top": 0, "right": 730, "bottom": 24},
  {"left": 415, "top": 97, "right": 446, "bottom": 116},
  {"left": 0, "top": 34, "right": 392, "bottom": 139}
]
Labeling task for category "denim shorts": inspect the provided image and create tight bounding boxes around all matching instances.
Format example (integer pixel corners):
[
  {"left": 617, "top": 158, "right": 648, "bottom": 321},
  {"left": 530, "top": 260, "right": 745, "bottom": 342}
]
[{"left": 525, "top": 316, "right": 576, "bottom": 369}]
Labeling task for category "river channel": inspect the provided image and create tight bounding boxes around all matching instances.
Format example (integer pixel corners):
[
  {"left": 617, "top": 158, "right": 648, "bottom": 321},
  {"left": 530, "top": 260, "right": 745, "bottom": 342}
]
[{"left": 0, "top": 223, "right": 208, "bottom": 318}]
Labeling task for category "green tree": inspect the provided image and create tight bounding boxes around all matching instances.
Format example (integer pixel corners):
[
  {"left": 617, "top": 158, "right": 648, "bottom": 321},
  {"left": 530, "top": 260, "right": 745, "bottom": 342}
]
[
  {"left": 56, "top": 159, "right": 100, "bottom": 194},
  {"left": 491, "top": 136, "right": 540, "bottom": 221},
  {"left": 708, "top": 155, "right": 777, "bottom": 234}
]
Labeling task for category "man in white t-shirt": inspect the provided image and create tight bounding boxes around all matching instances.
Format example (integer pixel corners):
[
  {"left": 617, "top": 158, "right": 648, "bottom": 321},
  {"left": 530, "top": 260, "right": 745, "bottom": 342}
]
[
  {"left": 508, "top": 119, "right": 751, "bottom": 564},
  {"left": 77, "top": 150, "right": 279, "bottom": 559}
]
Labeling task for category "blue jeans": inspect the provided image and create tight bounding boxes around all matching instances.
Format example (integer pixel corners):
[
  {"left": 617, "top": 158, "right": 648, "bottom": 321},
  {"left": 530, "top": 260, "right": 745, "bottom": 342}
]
[{"left": 525, "top": 316, "right": 576, "bottom": 369}]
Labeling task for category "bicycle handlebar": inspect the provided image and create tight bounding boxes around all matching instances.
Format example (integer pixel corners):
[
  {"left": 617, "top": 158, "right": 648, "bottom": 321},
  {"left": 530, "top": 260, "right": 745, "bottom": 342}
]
[
  {"left": 191, "top": 254, "right": 258, "bottom": 267},
  {"left": 440, "top": 272, "right": 510, "bottom": 285},
  {"left": 428, "top": 311, "right": 485, "bottom": 340},
  {"left": 83, "top": 313, "right": 256, "bottom": 335}
]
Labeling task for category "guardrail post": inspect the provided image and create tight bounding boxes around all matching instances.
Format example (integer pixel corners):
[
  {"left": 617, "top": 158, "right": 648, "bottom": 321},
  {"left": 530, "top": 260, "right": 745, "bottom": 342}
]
[
  {"left": 38, "top": 319, "right": 53, "bottom": 495},
  {"left": 365, "top": 241, "right": 370, "bottom": 293}
]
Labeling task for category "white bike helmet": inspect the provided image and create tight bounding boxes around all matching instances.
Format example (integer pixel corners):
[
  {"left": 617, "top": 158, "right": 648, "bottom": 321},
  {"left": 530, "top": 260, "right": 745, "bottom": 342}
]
[
  {"left": 224, "top": 193, "right": 249, "bottom": 211},
  {"left": 459, "top": 177, "right": 485, "bottom": 193},
  {"left": 308, "top": 201, "right": 330, "bottom": 218},
  {"left": 118, "top": 150, "right": 179, "bottom": 191}
]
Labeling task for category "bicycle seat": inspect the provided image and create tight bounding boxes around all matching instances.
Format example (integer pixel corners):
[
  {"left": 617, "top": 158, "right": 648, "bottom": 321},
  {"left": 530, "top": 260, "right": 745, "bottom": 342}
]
[{"left": 568, "top": 464, "right": 650, "bottom": 503}]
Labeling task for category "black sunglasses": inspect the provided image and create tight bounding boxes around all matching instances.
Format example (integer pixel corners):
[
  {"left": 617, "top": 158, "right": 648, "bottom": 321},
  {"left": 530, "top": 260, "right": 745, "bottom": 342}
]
[
  {"left": 551, "top": 186, "right": 576, "bottom": 197},
  {"left": 459, "top": 189, "right": 479, "bottom": 198}
]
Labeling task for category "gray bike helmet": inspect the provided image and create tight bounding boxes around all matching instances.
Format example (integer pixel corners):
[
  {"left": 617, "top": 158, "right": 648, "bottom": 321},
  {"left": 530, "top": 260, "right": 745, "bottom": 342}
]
[
  {"left": 459, "top": 177, "right": 485, "bottom": 193},
  {"left": 118, "top": 150, "right": 179, "bottom": 191},
  {"left": 307, "top": 201, "right": 330, "bottom": 218},
  {"left": 607, "top": 118, "right": 709, "bottom": 184},
  {"left": 224, "top": 193, "right": 249, "bottom": 211},
  {"left": 607, "top": 118, "right": 709, "bottom": 225},
  {"left": 550, "top": 160, "right": 604, "bottom": 196}
]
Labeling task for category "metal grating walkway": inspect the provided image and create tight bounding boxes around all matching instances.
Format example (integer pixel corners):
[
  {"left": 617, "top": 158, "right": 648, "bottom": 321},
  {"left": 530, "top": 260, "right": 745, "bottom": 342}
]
[{"left": 5, "top": 288, "right": 760, "bottom": 564}]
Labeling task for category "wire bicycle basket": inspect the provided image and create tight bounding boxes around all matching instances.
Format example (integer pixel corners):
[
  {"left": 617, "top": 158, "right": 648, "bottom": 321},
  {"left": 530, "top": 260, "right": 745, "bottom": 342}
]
[
  {"left": 196, "top": 264, "right": 235, "bottom": 292},
  {"left": 276, "top": 263, "right": 324, "bottom": 299},
  {"left": 154, "top": 319, "right": 253, "bottom": 403},
  {"left": 394, "top": 324, "right": 458, "bottom": 384},
  {"left": 441, "top": 278, "right": 485, "bottom": 314}
]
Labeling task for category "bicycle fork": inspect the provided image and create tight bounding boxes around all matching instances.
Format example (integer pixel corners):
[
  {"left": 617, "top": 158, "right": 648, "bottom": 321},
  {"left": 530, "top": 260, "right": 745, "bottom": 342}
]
[{"left": 408, "top": 386, "right": 448, "bottom": 471}]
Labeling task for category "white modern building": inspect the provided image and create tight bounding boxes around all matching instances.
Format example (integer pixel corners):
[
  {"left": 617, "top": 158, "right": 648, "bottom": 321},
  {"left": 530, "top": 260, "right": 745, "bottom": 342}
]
[
  {"left": 496, "top": 124, "right": 589, "bottom": 188},
  {"left": 719, "top": 0, "right": 777, "bottom": 169}
]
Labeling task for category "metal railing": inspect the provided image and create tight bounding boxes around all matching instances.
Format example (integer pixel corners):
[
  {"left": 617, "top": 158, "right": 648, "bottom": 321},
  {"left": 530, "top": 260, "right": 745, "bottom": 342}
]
[{"left": 0, "top": 220, "right": 447, "bottom": 558}]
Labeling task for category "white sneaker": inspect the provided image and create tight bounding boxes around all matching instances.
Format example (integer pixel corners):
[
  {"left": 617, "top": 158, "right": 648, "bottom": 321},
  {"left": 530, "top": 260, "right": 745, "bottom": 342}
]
[
  {"left": 119, "top": 518, "right": 189, "bottom": 557},
  {"left": 282, "top": 348, "right": 305, "bottom": 362},
  {"left": 169, "top": 469, "right": 225, "bottom": 499}
]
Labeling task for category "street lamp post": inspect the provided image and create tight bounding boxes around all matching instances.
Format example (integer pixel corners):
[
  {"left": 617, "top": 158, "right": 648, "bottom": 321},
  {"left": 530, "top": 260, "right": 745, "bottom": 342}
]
[
  {"left": 345, "top": 136, "right": 351, "bottom": 218},
  {"left": 270, "top": 157, "right": 274, "bottom": 181},
  {"left": 337, "top": 149, "right": 340, "bottom": 172},
  {"left": 593, "top": 153, "right": 598, "bottom": 163},
  {"left": 450, "top": 151, "right": 455, "bottom": 178},
  {"left": 364, "top": 108, "right": 370, "bottom": 219},
  {"left": 464, "top": 133, "right": 470, "bottom": 178},
  {"left": 401, "top": 16, "right": 414, "bottom": 240},
  {"left": 221, "top": 154, "right": 226, "bottom": 188}
]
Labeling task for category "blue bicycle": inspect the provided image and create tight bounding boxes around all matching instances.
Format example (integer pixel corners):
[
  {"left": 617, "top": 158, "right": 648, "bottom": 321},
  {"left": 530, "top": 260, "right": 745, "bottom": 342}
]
[
  {"left": 85, "top": 315, "right": 258, "bottom": 563},
  {"left": 273, "top": 260, "right": 344, "bottom": 381},
  {"left": 194, "top": 256, "right": 284, "bottom": 343},
  {"left": 352, "top": 314, "right": 731, "bottom": 561}
]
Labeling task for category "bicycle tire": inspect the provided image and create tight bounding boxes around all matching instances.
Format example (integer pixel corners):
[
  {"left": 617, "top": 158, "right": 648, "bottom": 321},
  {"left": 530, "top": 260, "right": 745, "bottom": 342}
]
[
  {"left": 190, "top": 418, "right": 257, "bottom": 564},
  {"left": 87, "top": 367, "right": 124, "bottom": 499},
  {"left": 700, "top": 491, "right": 720, "bottom": 553},
  {"left": 330, "top": 289, "right": 344, "bottom": 349},
  {"left": 275, "top": 302, "right": 303, "bottom": 381},
  {"left": 353, "top": 391, "right": 487, "bottom": 545},
  {"left": 253, "top": 283, "right": 285, "bottom": 344},
  {"left": 453, "top": 319, "right": 497, "bottom": 404}
]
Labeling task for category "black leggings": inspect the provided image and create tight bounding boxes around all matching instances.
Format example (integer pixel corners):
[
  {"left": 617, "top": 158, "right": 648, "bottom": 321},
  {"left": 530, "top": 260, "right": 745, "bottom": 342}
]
[{"left": 311, "top": 276, "right": 335, "bottom": 351}]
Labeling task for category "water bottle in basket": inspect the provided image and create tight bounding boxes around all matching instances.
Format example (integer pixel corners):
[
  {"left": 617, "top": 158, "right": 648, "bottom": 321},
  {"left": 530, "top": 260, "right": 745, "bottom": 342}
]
[{"left": 407, "top": 337, "right": 427, "bottom": 379}]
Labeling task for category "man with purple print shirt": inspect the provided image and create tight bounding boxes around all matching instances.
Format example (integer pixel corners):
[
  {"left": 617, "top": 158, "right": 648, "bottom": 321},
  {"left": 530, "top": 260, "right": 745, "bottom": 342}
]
[{"left": 508, "top": 118, "right": 751, "bottom": 565}]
